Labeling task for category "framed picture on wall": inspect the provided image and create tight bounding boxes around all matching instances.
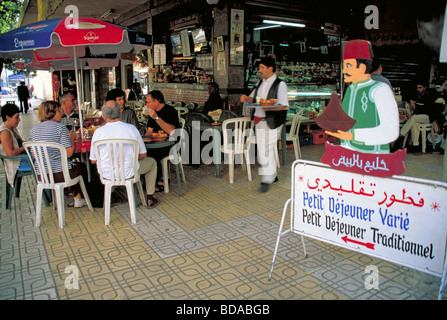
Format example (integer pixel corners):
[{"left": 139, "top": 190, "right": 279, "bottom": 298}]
[
  {"left": 217, "top": 36, "right": 224, "bottom": 52},
  {"left": 300, "top": 42, "right": 306, "bottom": 53},
  {"left": 260, "top": 44, "right": 274, "bottom": 57}
]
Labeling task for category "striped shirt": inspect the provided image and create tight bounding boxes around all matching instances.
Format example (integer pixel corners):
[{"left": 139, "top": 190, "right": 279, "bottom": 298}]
[{"left": 29, "top": 121, "right": 73, "bottom": 174}]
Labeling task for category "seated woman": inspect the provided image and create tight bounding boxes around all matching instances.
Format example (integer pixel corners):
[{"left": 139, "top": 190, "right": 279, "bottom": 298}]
[
  {"left": 29, "top": 101, "right": 88, "bottom": 208},
  {"left": 106, "top": 88, "right": 139, "bottom": 129},
  {"left": 0, "top": 103, "right": 32, "bottom": 187}
]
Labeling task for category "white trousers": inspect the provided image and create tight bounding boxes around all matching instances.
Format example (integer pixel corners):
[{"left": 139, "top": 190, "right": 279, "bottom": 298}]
[
  {"left": 255, "top": 120, "right": 282, "bottom": 183},
  {"left": 400, "top": 114, "right": 430, "bottom": 146}
]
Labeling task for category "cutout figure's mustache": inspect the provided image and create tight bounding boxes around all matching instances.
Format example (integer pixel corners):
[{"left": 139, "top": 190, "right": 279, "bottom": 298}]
[{"left": 344, "top": 73, "right": 352, "bottom": 77}]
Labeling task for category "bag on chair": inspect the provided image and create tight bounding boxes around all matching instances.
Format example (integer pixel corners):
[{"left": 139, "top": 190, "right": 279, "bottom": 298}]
[{"left": 427, "top": 121, "right": 443, "bottom": 148}]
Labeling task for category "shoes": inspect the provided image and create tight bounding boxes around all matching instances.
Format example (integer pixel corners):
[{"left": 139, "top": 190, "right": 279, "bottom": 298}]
[
  {"left": 155, "top": 185, "right": 164, "bottom": 192},
  {"left": 390, "top": 135, "right": 405, "bottom": 152},
  {"left": 74, "top": 198, "right": 86, "bottom": 208},
  {"left": 259, "top": 183, "right": 270, "bottom": 193},
  {"left": 259, "top": 177, "right": 279, "bottom": 193},
  {"left": 146, "top": 195, "right": 160, "bottom": 209}
]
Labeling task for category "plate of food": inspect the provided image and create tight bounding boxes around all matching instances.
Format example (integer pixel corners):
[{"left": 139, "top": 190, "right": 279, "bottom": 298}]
[
  {"left": 150, "top": 131, "right": 169, "bottom": 141},
  {"left": 245, "top": 99, "right": 281, "bottom": 108}
]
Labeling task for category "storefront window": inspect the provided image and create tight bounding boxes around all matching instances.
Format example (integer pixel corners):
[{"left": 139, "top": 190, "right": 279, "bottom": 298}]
[
  {"left": 133, "top": 50, "right": 149, "bottom": 96},
  {"left": 151, "top": 11, "right": 213, "bottom": 85}
]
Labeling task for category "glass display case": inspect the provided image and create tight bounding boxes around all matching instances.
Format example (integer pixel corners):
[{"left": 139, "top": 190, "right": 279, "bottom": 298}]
[{"left": 246, "top": 61, "right": 340, "bottom": 110}]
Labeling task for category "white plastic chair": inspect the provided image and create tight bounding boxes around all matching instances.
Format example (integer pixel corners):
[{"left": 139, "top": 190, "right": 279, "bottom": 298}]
[
  {"left": 23, "top": 141, "right": 93, "bottom": 229},
  {"left": 221, "top": 117, "right": 253, "bottom": 183},
  {"left": 92, "top": 139, "right": 145, "bottom": 225},
  {"left": 0, "top": 153, "right": 50, "bottom": 210},
  {"left": 284, "top": 109, "right": 304, "bottom": 160},
  {"left": 402, "top": 123, "right": 432, "bottom": 153},
  {"left": 161, "top": 118, "right": 186, "bottom": 195}
]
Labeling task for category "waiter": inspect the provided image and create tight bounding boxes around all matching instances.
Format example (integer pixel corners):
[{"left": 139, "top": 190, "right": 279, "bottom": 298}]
[{"left": 240, "top": 57, "right": 288, "bottom": 192}]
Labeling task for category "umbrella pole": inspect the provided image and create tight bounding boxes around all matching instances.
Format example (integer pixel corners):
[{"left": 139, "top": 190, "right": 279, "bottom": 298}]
[
  {"left": 73, "top": 47, "right": 84, "bottom": 139},
  {"left": 60, "top": 70, "right": 63, "bottom": 98},
  {"left": 80, "top": 66, "right": 85, "bottom": 109}
]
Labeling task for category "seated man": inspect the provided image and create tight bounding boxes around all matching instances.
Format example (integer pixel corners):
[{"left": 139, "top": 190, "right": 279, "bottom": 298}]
[
  {"left": 201, "top": 82, "right": 224, "bottom": 115},
  {"left": 90, "top": 100, "right": 159, "bottom": 208},
  {"left": 144, "top": 90, "right": 180, "bottom": 191},
  {"left": 399, "top": 81, "right": 440, "bottom": 150},
  {"left": 60, "top": 93, "right": 80, "bottom": 131}
]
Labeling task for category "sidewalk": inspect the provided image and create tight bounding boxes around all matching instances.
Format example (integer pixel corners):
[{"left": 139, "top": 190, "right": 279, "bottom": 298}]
[
  {"left": 0, "top": 110, "right": 445, "bottom": 301},
  {"left": 0, "top": 93, "right": 42, "bottom": 113}
]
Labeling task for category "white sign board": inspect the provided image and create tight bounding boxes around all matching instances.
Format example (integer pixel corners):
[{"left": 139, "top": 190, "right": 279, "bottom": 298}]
[{"left": 291, "top": 160, "right": 447, "bottom": 277}]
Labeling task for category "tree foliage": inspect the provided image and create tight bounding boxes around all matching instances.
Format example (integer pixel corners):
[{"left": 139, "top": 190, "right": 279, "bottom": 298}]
[
  {"left": 0, "top": 0, "right": 25, "bottom": 77},
  {"left": 0, "top": 0, "right": 22, "bottom": 33}
]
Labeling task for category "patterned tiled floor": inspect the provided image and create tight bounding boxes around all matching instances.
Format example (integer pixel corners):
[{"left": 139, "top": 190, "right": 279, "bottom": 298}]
[{"left": 0, "top": 110, "right": 445, "bottom": 300}]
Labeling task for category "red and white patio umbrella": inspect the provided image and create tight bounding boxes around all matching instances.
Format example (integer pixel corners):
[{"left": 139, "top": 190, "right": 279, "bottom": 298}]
[{"left": 0, "top": 17, "right": 152, "bottom": 132}]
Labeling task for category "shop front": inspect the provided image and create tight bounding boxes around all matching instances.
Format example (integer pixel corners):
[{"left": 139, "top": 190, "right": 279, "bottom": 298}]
[
  {"left": 242, "top": 9, "right": 342, "bottom": 121},
  {"left": 148, "top": 7, "right": 215, "bottom": 106},
  {"left": 114, "top": 0, "right": 348, "bottom": 112}
]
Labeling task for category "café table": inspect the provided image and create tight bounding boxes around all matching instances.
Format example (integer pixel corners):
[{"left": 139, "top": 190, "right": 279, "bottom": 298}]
[{"left": 144, "top": 137, "right": 183, "bottom": 196}]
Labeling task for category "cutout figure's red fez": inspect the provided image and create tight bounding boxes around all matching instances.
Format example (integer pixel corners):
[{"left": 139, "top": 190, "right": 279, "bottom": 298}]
[{"left": 343, "top": 40, "right": 373, "bottom": 60}]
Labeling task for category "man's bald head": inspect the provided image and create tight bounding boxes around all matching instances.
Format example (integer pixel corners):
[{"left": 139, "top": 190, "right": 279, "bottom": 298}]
[{"left": 102, "top": 100, "right": 121, "bottom": 120}]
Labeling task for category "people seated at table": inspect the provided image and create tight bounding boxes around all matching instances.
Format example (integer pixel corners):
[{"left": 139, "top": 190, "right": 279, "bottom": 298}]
[
  {"left": 60, "top": 93, "right": 80, "bottom": 131},
  {"left": 144, "top": 90, "right": 180, "bottom": 192},
  {"left": 202, "top": 82, "right": 224, "bottom": 115},
  {"left": 0, "top": 103, "right": 33, "bottom": 186},
  {"left": 106, "top": 88, "right": 139, "bottom": 129},
  {"left": 29, "top": 101, "right": 88, "bottom": 208},
  {"left": 90, "top": 100, "right": 159, "bottom": 208}
]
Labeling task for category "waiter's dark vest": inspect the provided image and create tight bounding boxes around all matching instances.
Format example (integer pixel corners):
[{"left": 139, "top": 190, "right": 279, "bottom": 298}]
[{"left": 252, "top": 78, "right": 287, "bottom": 129}]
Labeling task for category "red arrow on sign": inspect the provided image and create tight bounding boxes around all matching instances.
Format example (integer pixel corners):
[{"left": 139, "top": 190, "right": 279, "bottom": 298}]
[{"left": 341, "top": 236, "right": 375, "bottom": 250}]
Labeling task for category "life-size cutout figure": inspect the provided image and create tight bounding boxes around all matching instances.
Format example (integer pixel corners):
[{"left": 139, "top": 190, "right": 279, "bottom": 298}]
[
  {"left": 326, "top": 40, "right": 399, "bottom": 153},
  {"left": 316, "top": 40, "right": 404, "bottom": 177}
]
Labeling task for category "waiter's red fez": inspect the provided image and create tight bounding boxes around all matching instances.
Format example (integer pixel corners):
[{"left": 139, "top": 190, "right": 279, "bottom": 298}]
[{"left": 343, "top": 40, "right": 373, "bottom": 60}]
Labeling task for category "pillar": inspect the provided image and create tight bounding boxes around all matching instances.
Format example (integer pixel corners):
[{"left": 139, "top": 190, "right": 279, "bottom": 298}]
[{"left": 212, "top": 1, "right": 245, "bottom": 114}]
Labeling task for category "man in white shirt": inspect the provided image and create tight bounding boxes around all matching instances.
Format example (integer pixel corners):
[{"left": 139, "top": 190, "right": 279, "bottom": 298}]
[
  {"left": 240, "top": 57, "right": 288, "bottom": 192},
  {"left": 90, "top": 100, "right": 159, "bottom": 208}
]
